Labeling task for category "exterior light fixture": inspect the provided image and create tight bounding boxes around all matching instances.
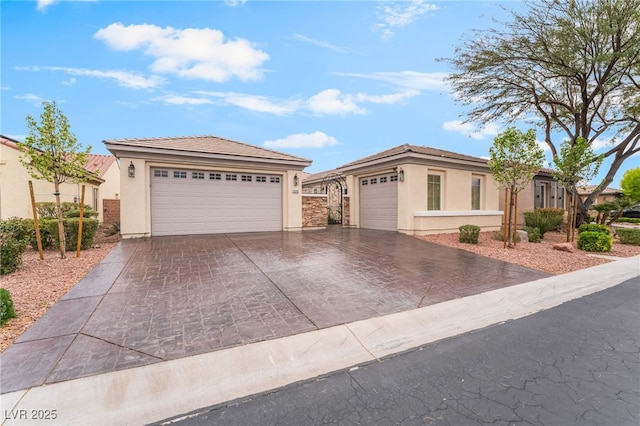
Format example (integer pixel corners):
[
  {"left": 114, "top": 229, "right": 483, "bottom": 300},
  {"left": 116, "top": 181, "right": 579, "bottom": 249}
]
[
  {"left": 128, "top": 161, "right": 135, "bottom": 178},
  {"left": 293, "top": 173, "right": 299, "bottom": 186},
  {"left": 398, "top": 168, "right": 404, "bottom": 182}
]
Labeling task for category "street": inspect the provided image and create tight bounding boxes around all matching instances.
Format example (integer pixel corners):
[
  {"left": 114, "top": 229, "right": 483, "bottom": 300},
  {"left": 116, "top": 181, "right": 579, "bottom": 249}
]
[{"left": 156, "top": 277, "right": 640, "bottom": 426}]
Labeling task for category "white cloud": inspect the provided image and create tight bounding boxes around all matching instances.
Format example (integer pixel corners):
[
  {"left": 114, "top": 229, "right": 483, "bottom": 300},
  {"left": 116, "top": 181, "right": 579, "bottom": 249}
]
[
  {"left": 264, "top": 132, "right": 339, "bottom": 149},
  {"left": 356, "top": 90, "right": 419, "bottom": 104},
  {"left": 44, "top": 66, "right": 164, "bottom": 90},
  {"left": 225, "top": 0, "right": 247, "bottom": 6},
  {"left": 194, "top": 91, "right": 300, "bottom": 115},
  {"left": 443, "top": 120, "right": 499, "bottom": 140},
  {"left": 334, "top": 71, "right": 449, "bottom": 92},
  {"left": 15, "top": 93, "right": 46, "bottom": 105},
  {"left": 161, "top": 95, "right": 215, "bottom": 106},
  {"left": 293, "top": 34, "right": 348, "bottom": 53},
  {"left": 308, "top": 89, "right": 366, "bottom": 115},
  {"left": 537, "top": 140, "right": 551, "bottom": 152},
  {"left": 94, "top": 23, "right": 269, "bottom": 82},
  {"left": 62, "top": 78, "right": 77, "bottom": 86},
  {"left": 1, "top": 86, "right": 10, "bottom": 91},
  {"left": 375, "top": 0, "right": 438, "bottom": 39},
  {"left": 36, "top": 0, "right": 58, "bottom": 12}
]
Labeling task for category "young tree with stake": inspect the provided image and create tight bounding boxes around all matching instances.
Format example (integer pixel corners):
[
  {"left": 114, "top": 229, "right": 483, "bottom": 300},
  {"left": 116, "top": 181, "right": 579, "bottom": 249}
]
[{"left": 18, "top": 101, "right": 91, "bottom": 259}]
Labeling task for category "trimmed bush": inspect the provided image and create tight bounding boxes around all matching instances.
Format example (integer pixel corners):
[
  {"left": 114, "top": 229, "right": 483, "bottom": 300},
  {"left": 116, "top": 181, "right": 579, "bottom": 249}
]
[
  {"left": 36, "top": 218, "right": 99, "bottom": 251},
  {"left": 459, "top": 224, "right": 481, "bottom": 244},
  {"left": 578, "top": 223, "right": 610, "bottom": 235},
  {"left": 577, "top": 231, "right": 612, "bottom": 252},
  {"left": 0, "top": 235, "right": 27, "bottom": 275},
  {"left": 615, "top": 217, "right": 640, "bottom": 224},
  {"left": 522, "top": 226, "right": 541, "bottom": 243},
  {"left": 63, "top": 209, "right": 99, "bottom": 218},
  {"left": 36, "top": 202, "right": 58, "bottom": 219},
  {"left": 523, "top": 208, "right": 564, "bottom": 238},
  {"left": 0, "top": 288, "right": 16, "bottom": 326},
  {"left": 616, "top": 228, "right": 640, "bottom": 246}
]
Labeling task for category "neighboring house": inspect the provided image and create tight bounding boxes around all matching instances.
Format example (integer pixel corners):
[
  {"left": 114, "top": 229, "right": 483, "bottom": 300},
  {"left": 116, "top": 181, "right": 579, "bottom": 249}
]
[
  {"left": 0, "top": 135, "right": 120, "bottom": 222},
  {"left": 103, "top": 135, "right": 312, "bottom": 239},
  {"left": 577, "top": 185, "right": 622, "bottom": 206},
  {"left": 334, "top": 144, "right": 503, "bottom": 235},
  {"left": 501, "top": 168, "right": 567, "bottom": 225}
]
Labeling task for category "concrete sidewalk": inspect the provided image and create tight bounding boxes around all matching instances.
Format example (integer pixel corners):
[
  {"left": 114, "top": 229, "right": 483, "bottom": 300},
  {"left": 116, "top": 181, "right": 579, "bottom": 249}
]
[{"left": 2, "top": 256, "right": 638, "bottom": 426}]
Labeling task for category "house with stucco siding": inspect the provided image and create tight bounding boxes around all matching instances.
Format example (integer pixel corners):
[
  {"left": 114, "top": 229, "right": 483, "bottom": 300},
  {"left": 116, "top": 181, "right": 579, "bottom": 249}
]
[{"left": 0, "top": 135, "right": 120, "bottom": 222}]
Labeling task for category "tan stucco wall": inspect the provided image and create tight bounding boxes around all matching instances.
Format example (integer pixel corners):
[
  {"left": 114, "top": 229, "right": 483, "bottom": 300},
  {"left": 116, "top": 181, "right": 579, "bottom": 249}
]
[
  {"left": 117, "top": 157, "right": 305, "bottom": 238},
  {"left": 0, "top": 144, "right": 114, "bottom": 221}
]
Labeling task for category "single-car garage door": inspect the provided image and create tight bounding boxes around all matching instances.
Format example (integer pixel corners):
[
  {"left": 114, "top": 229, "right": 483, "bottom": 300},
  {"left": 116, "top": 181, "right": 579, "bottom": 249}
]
[
  {"left": 151, "top": 168, "right": 282, "bottom": 236},
  {"left": 359, "top": 173, "right": 398, "bottom": 231}
]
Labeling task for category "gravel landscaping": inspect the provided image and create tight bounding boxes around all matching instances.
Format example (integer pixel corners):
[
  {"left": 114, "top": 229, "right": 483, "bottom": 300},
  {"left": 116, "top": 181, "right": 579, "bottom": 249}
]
[{"left": 1, "top": 229, "right": 639, "bottom": 353}]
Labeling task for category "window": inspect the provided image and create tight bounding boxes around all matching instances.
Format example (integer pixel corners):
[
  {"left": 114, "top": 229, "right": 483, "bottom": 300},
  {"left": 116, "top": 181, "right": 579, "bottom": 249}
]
[
  {"left": 427, "top": 174, "right": 441, "bottom": 210},
  {"left": 380, "top": 176, "right": 388, "bottom": 183},
  {"left": 256, "top": 176, "right": 267, "bottom": 183},
  {"left": 390, "top": 175, "right": 398, "bottom": 182},
  {"left": 535, "top": 181, "right": 548, "bottom": 209},
  {"left": 370, "top": 178, "right": 377, "bottom": 184},
  {"left": 241, "top": 175, "right": 252, "bottom": 182},
  {"left": 361, "top": 179, "right": 368, "bottom": 186},
  {"left": 270, "top": 176, "right": 280, "bottom": 183},
  {"left": 209, "top": 173, "right": 221, "bottom": 180},
  {"left": 173, "top": 171, "right": 187, "bottom": 179},
  {"left": 192, "top": 172, "right": 205, "bottom": 180},
  {"left": 226, "top": 174, "right": 237, "bottom": 181},
  {"left": 154, "top": 169, "right": 168, "bottom": 178},
  {"left": 471, "top": 177, "right": 481, "bottom": 210}
]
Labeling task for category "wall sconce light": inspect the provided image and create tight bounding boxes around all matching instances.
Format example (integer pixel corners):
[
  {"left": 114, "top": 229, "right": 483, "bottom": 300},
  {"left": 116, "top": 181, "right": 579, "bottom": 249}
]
[
  {"left": 398, "top": 168, "right": 404, "bottom": 182},
  {"left": 293, "top": 173, "right": 299, "bottom": 187},
  {"left": 128, "top": 161, "right": 135, "bottom": 178}
]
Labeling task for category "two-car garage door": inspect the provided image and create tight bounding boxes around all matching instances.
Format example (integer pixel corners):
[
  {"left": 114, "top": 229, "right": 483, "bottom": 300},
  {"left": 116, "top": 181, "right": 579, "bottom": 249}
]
[
  {"left": 151, "top": 168, "right": 282, "bottom": 236},
  {"left": 359, "top": 173, "right": 398, "bottom": 231}
]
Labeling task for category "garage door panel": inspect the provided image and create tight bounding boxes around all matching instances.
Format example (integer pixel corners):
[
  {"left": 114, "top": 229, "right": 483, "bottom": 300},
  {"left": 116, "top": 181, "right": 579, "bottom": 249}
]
[
  {"left": 360, "top": 173, "right": 398, "bottom": 231},
  {"left": 151, "top": 168, "right": 282, "bottom": 236}
]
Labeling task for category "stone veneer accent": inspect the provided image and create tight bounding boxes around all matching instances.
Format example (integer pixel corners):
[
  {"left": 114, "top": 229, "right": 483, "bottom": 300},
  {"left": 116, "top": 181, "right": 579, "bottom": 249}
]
[
  {"left": 102, "top": 199, "right": 120, "bottom": 226},
  {"left": 302, "top": 195, "right": 327, "bottom": 228}
]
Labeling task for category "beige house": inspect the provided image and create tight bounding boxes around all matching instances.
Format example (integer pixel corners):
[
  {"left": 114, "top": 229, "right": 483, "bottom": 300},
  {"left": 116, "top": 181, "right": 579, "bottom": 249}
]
[
  {"left": 335, "top": 144, "right": 503, "bottom": 235},
  {"left": 578, "top": 184, "right": 622, "bottom": 205},
  {"left": 104, "top": 135, "right": 312, "bottom": 239},
  {"left": 0, "top": 135, "right": 120, "bottom": 222}
]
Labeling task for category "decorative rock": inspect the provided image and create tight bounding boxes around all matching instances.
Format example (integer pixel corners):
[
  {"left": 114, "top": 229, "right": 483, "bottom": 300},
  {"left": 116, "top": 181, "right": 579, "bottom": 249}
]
[
  {"left": 516, "top": 230, "right": 529, "bottom": 243},
  {"left": 553, "top": 242, "right": 575, "bottom": 253}
]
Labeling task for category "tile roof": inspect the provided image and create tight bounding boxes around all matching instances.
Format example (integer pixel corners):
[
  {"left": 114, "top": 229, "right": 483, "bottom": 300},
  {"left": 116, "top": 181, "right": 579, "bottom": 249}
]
[
  {"left": 103, "top": 135, "right": 311, "bottom": 164},
  {"left": 0, "top": 134, "right": 21, "bottom": 149},
  {"left": 577, "top": 184, "right": 621, "bottom": 195},
  {"left": 85, "top": 154, "right": 117, "bottom": 178},
  {"left": 338, "top": 143, "right": 489, "bottom": 169},
  {"left": 302, "top": 169, "right": 342, "bottom": 184}
]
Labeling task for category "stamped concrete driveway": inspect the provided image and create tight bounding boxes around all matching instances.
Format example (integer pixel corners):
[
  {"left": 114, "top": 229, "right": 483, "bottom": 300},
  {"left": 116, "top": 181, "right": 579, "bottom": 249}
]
[{"left": 1, "top": 227, "right": 550, "bottom": 393}]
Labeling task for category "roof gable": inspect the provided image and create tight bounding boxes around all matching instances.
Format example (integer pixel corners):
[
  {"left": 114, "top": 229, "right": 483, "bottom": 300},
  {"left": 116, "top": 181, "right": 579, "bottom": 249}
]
[
  {"left": 85, "top": 154, "right": 117, "bottom": 178},
  {"left": 338, "top": 143, "right": 489, "bottom": 171},
  {"left": 103, "top": 135, "right": 311, "bottom": 166}
]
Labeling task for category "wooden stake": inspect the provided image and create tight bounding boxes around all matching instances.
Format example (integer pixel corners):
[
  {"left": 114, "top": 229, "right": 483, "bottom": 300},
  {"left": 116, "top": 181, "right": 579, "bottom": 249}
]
[
  {"left": 28, "top": 181, "right": 44, "bottom": 260},
  {"left": 572, "top": 195, "right": 578, "bottom": 242},
  {"left": 76, "top": 185, "right": 85, "bottom": 257},
  {"left": 503, "top": 188, "right": 508, "bottom": 249},
  {"left": 513, "top": 191, "right": 518, "bottom": 247}
]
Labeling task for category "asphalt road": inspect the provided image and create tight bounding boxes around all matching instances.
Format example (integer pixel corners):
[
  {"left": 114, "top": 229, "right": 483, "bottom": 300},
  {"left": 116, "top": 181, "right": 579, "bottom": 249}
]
[{"left": 155, "top": 277, "right": 640, "bottom": 426}]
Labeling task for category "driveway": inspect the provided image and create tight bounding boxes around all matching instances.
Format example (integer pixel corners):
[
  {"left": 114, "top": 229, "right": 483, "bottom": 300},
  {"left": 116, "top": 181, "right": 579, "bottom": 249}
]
[{"left": 0, "top": 228, "right": 550, "bottom": 393}]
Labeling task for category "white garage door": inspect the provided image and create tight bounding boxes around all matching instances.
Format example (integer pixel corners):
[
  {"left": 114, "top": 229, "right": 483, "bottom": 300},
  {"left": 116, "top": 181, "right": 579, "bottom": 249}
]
[
  {"left": 359, "top": 173, "right": 398, "bottom": 231},
  {"left": 151, "top": 168, "right": 282, "bottom": 236}
]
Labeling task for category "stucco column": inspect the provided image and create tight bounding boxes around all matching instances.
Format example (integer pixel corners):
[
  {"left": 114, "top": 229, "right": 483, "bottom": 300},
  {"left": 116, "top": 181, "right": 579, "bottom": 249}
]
[
  {"left": 119, "top": 158, "right": 149, "bottom": 238},
  {"left": 283, "top": 169, "right": 303, "bottom": 231}
]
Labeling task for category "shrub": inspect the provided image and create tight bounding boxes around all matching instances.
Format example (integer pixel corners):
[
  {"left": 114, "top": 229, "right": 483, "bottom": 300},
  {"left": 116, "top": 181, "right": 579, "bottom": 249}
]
[
  {"left": 0, "top": 234, "right": 27, "bottom": 275},
  {"left": 0, "top": 288, "right": 16, "bottom": 326},
  {"left": 492, "top": 229, "right": 521, "bottom": 242},
  {"left": 0, "top": 217, "right": 34, "bottom": 244},
  {"left": 63, "top": 209, "right": 99, "bottom": 218},
  {"left": 615, "top": 217, "right": 640, "bottom": 224},
  {"left": 459, "top": 224, "right": 481, "bottom": 244},
  {"left": 577, "top": 231, "right": 612, "bottom": 252},
  {"left": 523, "top": 209, "right": 565, "bottom": 238},
  {"left": 522, "top": 226, "right": 541, "bottom": 243},
  {"left": 577, "top": 223, "right": 610, "bottom": 235},
  {"left": 616, "top": 228, "right": 640, "bottom": 246},
  {"left": 36, "top": 202, "right": 58, "bottom": 219},
  {"left": 45, "top": 218, "right": 99, "bottom": 251}
]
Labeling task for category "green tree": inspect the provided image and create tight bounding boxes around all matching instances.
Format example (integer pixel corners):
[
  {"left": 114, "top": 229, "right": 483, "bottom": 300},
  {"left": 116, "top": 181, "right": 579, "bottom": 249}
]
[
  {"left": 443, "top": 0, "right": 640, "bottom": 220},
  {"left": 488, "top": 127, "right": 545, "bottom": 247},
  {"left": 18, "top": 101, "right": 91, "bottom": 258},
  {"left": 552, "top": 137, "right": 603, "bottom": 239},
  {"left": 620, "top": 167, "right": 640, "bottom": 202}
]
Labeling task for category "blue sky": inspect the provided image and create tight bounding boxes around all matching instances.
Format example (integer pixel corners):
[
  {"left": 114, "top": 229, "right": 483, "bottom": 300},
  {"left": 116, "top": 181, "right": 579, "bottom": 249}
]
[{"left": 2, "top": 0, "right": 637, "bottom": 186}]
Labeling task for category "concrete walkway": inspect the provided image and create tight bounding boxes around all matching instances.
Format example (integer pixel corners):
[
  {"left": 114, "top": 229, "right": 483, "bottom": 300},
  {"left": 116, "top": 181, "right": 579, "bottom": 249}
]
[{"left": 2, "top": 255, "right": 638, "bottom": 426}]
